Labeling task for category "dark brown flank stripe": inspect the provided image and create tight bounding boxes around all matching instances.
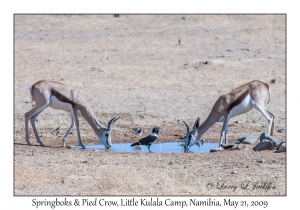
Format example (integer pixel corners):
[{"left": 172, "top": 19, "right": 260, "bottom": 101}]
[
  {"left": 227, "top": 89, "right": 250, "bottom": 112},
  {"left": 51, "top": 89, "right": 75, "bottom": 105}
]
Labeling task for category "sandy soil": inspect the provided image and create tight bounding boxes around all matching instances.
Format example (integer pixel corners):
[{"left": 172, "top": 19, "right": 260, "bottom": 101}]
[{"left": 14, "top": 14, "right": 286, "bottom": 195}]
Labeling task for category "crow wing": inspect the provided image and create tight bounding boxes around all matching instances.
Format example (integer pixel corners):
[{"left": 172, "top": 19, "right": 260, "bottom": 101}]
[{"left": 139, "top": 135, "right": 158, "bottom": 145}]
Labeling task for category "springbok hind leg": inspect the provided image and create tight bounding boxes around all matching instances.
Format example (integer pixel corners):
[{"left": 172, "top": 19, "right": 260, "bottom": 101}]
[
  {"left": 266, "top": 109, "right": 275, "bottom": 136},
  {"left": 29, "top": 111, "right": 45, "bottom": 146},
  {"left": 25, "top": 101, "right": 49, "bottom": 145},
  {"left": 251, "top": 102, "right": 275, "bottom": 136}
]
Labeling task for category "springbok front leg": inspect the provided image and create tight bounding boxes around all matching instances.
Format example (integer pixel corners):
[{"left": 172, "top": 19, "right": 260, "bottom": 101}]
[
  {"left": 60, "top": 110, "right": 81, "bottom": 147},
  {"left": 61, "top": 110, "right": 81, "bottom": 147},
  {"left": 73, "top": 108, "right": 85, "bottom": 149},
  {"left": 61, "top": 119, "right": 75, "bottom": 147},
  {"left": 219, "top": 115, "right": 230, "bottom": 147}
]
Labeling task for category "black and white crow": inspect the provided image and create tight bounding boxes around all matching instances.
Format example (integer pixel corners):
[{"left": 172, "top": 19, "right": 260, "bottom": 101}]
[{"left": 131, "top": 127, "right": 160, "bottom": 152}]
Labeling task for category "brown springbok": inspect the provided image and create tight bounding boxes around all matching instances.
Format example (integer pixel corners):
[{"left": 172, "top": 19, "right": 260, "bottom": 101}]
[
  {"left": 25, "top": 80, "right": 118, "bottom": 149},
  {"left": 184, "top": 80, "right": 275, "bottom": 149}
]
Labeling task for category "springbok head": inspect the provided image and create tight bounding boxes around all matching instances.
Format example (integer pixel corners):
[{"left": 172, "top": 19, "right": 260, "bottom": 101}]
[
  {"left": 183, "top": 117, "right": 200, "bottom": 150},
  {"left": 95, "top": 117, "right": 119, "bottom": 149}
]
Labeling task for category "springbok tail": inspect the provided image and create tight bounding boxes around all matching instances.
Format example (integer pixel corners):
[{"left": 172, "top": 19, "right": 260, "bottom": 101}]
[{"left": 29, "top": 84, "right": 34, "bottom": 100}]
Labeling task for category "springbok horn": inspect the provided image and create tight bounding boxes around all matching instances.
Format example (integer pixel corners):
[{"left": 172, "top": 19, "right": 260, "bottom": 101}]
[
  {"left": 108, "top": 117, "right": 119, "bottom": 131},
  {"left": 182, "top": 121, "right": 190, "bottom": 135},
  {"left": 193, "top": 117, "right": 200, "bottom": 130}
]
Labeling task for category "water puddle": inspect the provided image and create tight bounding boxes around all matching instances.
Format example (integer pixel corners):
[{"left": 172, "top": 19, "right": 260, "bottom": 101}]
[{"left": 77, "top": 142, "right": 223, "bottom": 153}]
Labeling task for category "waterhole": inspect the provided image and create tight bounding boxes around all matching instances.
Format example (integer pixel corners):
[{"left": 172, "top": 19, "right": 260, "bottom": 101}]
[{"left": 77, "top": 142, "right": 223, "bottom": 153}]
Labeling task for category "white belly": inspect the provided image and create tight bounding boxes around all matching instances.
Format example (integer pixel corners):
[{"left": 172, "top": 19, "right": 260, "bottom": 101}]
[
  {"left": 49, "top": 96, "right": 73, "bottom": 113},
  {"left": 229, "top": 94, "right": 253, "bottom": 118}
]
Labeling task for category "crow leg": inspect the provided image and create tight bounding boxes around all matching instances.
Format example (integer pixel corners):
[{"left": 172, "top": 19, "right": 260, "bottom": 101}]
[{"left": 148, "top": 145, "right": 152, "bottom": 152}]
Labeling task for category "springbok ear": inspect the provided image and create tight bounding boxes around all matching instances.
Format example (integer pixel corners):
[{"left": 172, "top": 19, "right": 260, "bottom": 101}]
[{"left": 94, "top": 118, "right": 104, "bottom": 129}]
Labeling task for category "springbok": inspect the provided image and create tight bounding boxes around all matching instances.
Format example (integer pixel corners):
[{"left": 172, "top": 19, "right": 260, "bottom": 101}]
[
  {"left": 24, "top": 80, "right": 119, "bottom": 149},
  {"left": 185, "top": 80, "right": 275, "bottom": 149}
]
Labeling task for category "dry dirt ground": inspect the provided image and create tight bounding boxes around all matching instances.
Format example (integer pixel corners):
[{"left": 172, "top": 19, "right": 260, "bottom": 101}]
[{"left": 14, "top": 15, "right": 286, "bottom": 195}]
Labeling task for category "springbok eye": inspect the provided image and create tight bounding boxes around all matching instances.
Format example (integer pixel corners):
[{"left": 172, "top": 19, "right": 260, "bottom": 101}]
[{"left": 105, "top": 133, "right": 109, "bottom": 137}]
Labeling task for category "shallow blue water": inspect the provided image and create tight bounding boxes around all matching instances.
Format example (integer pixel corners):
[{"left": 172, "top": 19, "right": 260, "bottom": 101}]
[{"left": 77, "top": 142, "right": 222, "bottom": 153}]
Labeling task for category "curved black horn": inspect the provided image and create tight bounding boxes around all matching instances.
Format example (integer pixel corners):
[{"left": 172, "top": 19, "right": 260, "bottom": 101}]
[
  {"left": 193, "top": 117, "right": 200, "bottom": 130},
  {"left": 108, "top": 117, "right": 119, "bottom": 131},
  {"left": 182, "top": 121, "right": 190, "bottom": 134}
]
